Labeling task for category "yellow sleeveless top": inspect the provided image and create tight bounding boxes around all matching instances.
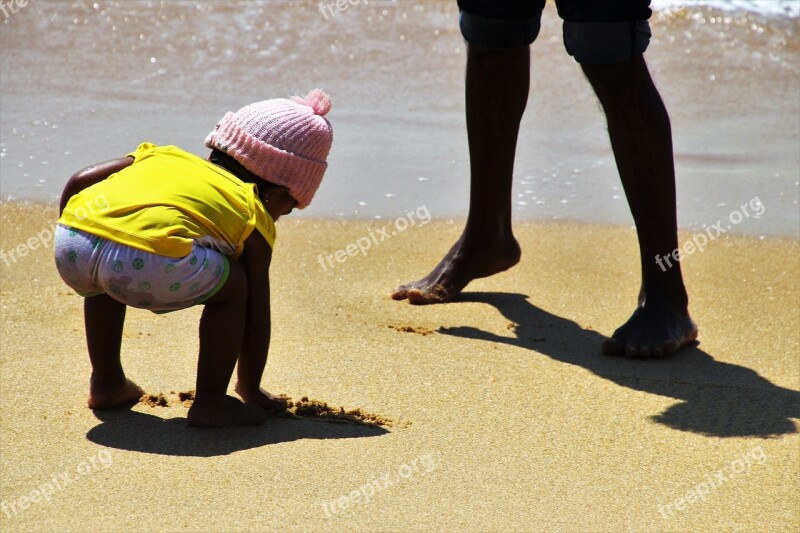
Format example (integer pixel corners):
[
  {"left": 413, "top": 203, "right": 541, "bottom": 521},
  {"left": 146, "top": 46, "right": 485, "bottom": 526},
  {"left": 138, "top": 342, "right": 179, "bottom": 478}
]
[{"left": 59, "top": 143, "right": 276, "bottom": 259}]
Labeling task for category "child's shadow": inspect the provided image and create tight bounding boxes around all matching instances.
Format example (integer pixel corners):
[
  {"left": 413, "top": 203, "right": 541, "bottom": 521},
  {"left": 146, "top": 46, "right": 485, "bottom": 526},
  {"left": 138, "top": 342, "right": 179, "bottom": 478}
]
[
  {"left": 86, "top": 410, "right": 388, "bottom": 457},
  {"left": 440, "top": 292, "right": 799, "bottom": 438}
]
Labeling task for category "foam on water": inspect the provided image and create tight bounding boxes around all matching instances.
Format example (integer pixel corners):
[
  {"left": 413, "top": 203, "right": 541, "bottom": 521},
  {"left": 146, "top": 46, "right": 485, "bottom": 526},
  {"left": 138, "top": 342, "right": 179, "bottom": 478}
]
[{"left": 651, "top": 0, "right": 800, "bottom": 17}]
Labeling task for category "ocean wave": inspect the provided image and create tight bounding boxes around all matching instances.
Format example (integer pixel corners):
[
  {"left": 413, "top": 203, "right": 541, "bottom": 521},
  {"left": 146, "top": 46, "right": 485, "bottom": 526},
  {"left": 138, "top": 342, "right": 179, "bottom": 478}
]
[{"left": 651, "top": 0, "right": 799, "bottom": 18}]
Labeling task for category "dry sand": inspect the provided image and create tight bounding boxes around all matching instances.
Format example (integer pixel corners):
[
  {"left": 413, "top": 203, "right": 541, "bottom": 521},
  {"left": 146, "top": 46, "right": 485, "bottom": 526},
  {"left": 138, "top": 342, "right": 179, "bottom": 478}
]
[{"left": 1, "top": 203, "right": 798, "bottom": 532}]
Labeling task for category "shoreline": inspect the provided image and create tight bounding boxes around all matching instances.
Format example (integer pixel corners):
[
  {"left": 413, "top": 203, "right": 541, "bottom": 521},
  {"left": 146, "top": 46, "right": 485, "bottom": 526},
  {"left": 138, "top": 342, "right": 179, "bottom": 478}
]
[{"left": 1, "top": 199, "right": 795, "bottom": 240}]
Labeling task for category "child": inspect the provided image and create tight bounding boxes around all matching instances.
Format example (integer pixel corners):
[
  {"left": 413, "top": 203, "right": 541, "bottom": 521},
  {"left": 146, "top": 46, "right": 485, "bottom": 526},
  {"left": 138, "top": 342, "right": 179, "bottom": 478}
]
[{"left": 54, "top": 90, "right": 333, "bottom": 427}]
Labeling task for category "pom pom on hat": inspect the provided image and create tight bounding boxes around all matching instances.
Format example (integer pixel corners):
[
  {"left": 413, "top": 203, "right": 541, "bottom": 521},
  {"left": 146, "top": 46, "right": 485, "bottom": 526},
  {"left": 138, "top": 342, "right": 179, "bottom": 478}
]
[
  {"left": 205, "top": 89, "right": 334, "bottom": 209},
  {"left": 291, "top": 88, "right": 331, "bottom": 117}
]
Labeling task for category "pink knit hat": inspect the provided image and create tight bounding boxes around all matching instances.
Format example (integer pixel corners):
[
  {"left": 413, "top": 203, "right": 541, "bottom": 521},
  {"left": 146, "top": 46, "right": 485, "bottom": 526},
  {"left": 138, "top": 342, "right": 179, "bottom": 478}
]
[{"left": 205, "top": 89, "right": 333, "bottom": 209}]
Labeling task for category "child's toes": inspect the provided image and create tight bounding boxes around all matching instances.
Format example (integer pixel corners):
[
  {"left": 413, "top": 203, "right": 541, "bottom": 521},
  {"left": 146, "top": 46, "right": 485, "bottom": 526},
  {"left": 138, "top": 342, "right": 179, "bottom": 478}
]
[
  {"left": 188, "top": 395, "right": 267, "bottom": 427},
  {"left": 88, "top": 378, "right": 144, "bottom": 410}
]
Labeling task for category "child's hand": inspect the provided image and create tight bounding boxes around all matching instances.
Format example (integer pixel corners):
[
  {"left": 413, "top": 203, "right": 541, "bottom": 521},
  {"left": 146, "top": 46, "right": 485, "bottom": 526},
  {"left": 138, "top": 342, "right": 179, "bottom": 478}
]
[{"left": 235, "top": 385, "right": 288, "bottom": 415}]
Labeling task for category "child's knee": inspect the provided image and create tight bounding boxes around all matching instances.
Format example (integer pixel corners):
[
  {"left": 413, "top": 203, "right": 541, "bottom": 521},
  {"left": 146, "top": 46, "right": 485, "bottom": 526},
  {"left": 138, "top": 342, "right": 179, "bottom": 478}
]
[{"left": 207, "top": 259, "right": 247, "bottom": 304}]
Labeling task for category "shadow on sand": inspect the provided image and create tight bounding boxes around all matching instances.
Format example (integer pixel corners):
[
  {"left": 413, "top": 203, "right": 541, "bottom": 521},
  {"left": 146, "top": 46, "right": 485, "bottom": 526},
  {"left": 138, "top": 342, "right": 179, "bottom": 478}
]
[
  {"left": 439, "top": 292, "right": 799, "bottom": 438},
  {"left": 87, "top": 409, "right": 388, "bottom": 457}
]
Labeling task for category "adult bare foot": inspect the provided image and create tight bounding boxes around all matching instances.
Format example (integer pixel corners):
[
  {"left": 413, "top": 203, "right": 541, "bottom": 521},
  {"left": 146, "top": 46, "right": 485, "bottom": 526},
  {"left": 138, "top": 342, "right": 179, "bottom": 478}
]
[
  {"left": 88, "top": 376, "right": 144, "bottom": 410},
  {"left": 602, "top": 293, "right": 698, "bottom": 358},
  {"left": 187, "top": 394, "right": 267, "bottom": 427},
  {"left": 392, "top": 234, "right": 521, "bottom": 305}
]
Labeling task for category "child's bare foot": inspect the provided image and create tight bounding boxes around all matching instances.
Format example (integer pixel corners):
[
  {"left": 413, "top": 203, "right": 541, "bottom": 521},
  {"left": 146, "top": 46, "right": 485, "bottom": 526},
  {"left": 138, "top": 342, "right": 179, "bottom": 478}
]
[
  {"left": 602, "top": 294, "right": 698, "bottom": 358},
  {"left": 235, "top": 385, "right": 289, "bottom": 415},
  {"left": 88, "top": 376, "right": 144, "bottom": 410},
  {"left": 391, "top": 235, "right": 521, "bottom": 305},
  {"left": 187, "top": 394, "right": 267, "bottom": 427}
]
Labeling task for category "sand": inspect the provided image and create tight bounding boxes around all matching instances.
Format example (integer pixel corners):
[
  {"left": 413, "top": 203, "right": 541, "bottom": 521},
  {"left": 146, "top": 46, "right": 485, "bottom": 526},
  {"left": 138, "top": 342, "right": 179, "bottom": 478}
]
[
  {"left": 138, "top": 390, "right": 404, "bottom": 428},
  {"left": 1, "top": 203, "right": 798, "bottom": 531}
]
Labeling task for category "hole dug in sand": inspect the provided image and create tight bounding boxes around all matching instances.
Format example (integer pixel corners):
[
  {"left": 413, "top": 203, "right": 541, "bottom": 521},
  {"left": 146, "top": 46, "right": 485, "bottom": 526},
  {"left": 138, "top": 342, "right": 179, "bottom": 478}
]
[
  {"left": 387, "top": 324, "right": 434, "bottom": 336},
  {"left": 280, "top": 396, "right": 408, "bottom": 428},
  {"left": 139, "top": 390, "right": 406, "bottom": 428},
  {"left": 139, "top": 390, "right": 193, "bottom": 408},
  {"left": 139, "top": 393, "right": 168, "bottom": 407}
]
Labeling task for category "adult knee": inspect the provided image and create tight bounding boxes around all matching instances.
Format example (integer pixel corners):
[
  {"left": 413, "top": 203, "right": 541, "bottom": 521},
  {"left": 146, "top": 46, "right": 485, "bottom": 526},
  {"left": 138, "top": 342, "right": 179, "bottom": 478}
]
[
  {"left": 563, "top": 20, "right": 651, "bottom": 66},
  {"left": 459, "top": 6, "right": 542, "bottom": 50}
]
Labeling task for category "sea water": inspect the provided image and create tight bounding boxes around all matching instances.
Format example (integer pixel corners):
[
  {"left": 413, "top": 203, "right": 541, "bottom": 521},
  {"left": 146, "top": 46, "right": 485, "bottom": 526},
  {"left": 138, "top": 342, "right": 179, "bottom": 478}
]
[{"left": 1, "top": 0, "right": 797, "bottom": 236}]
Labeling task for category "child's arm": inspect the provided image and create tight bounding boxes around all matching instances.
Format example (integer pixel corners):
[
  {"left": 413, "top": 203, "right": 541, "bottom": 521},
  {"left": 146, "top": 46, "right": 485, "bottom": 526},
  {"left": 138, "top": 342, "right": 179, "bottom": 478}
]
[
  {"left": 59, "top": 156, "right": 134, "bottom": 215},
  {"left": 234, "top": 231, "right": 287, "bottom": 412}
]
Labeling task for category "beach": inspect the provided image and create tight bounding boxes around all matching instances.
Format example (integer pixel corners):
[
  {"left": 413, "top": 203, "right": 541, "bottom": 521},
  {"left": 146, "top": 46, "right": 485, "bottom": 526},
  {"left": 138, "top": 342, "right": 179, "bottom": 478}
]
[
  {"left": 1, "top": 203, "right": 798, "bottom": 531},
  {"left": 1, "top": 0, "right": 799, "bottom": 531}
]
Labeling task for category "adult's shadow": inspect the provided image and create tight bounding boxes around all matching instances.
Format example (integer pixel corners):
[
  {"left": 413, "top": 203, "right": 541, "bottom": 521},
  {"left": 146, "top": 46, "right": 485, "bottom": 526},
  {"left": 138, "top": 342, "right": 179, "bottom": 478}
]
[
  {"left": 440, "top": 292, "right": 799, "bottom": 438},
  {"left": 87, "top": 409, "right": 388, "bottom": 457}
]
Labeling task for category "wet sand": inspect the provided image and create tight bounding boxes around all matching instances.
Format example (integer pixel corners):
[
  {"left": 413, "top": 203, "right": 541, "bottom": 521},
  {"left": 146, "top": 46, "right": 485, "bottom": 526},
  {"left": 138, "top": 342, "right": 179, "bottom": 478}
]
[{"left": 1, "top": 203, "right": 797, "bottom": 531}]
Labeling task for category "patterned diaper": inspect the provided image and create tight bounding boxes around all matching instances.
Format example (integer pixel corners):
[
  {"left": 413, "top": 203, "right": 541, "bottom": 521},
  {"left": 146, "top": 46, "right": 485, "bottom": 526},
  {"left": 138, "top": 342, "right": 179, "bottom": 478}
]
[{"left": 54, "top": 224, "right": 229, "bottom": 312}]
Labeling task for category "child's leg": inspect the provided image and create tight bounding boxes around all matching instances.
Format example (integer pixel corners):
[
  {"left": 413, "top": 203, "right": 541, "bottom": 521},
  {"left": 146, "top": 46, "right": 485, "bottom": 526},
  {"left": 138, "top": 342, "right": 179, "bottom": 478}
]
[
  {"left": 54, "top": 225, "right": 142, "bottom": 409},
  {"left": 84, "top": 294, "right": 143, "bottom": 409},
  {"left": 187, "top": 260, "right": 267, "bottom": 427}
]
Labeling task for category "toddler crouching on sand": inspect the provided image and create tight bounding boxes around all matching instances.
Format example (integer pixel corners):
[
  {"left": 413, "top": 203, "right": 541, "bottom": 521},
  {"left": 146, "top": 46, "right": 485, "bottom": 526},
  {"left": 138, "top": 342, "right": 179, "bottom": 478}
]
[{"left": 54, "top": 90, "right": 333, "bottom": 427}]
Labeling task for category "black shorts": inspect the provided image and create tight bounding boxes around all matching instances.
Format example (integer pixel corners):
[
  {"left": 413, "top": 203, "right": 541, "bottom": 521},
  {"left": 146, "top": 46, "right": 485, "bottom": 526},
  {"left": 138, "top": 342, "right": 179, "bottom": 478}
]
[{"left": 457, "top": 0, "right": 653, "bottom": 64}]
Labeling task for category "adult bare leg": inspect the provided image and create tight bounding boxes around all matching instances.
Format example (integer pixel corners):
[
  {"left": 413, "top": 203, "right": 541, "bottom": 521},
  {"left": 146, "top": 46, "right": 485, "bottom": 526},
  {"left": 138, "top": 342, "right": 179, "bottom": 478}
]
[
  {"left": 392, "top": 43, "right": 528, "bottom": 304},
  {"left": 581, "top": 55, "right": 697, "bottom": 357}
]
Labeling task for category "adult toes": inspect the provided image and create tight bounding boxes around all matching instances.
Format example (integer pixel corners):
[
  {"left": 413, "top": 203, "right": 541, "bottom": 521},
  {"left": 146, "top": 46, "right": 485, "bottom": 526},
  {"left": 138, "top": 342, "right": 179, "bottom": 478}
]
[
  {"left": 390, "top": 285, "right": 411, "bottom": 300},
  {"left": 602, "top": 337, "right": 624, "bottom": 355},
  {"left": 663, "top": 339, "right": 680, "bottom": 355},
  {"left": 406, "top": 288, "right": 432, "bottom": 305},
  {"left": 407, "top": 285, "right": 450, "bottom": 305},
  {"left": 624, "top": 343, "right": 640, "bottom": 358}
]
